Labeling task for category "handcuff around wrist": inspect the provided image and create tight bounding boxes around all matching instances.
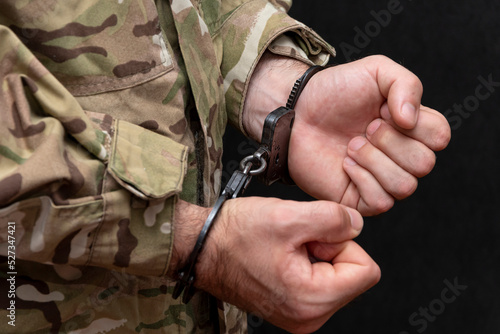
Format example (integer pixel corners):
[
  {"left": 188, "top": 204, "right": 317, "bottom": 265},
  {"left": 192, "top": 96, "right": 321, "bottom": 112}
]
[{"left": 172, "top": 65, "right": 327, "bottom": 304}]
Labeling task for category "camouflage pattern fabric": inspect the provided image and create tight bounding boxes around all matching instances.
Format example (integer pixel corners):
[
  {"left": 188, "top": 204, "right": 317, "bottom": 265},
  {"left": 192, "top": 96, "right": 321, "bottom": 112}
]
[{"left": 0, "top": 0, "right": 334, "bottom": 333}]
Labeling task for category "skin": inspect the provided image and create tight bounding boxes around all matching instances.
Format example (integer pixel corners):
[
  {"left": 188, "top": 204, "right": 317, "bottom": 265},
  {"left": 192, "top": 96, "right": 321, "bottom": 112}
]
[
  {"left": 168, "top": 53, "right": 451, "bottom": 333},
  {"left": 171, "top": 197, "right": 380, "bottom": 334},
  {"left": 244, "top": 53, "right": 451, "bottom": 216}
]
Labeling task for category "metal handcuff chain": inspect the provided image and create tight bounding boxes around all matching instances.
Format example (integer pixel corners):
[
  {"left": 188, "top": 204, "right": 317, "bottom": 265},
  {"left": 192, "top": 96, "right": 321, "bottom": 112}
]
[{"left": 173, "top": 64, "right": 326, "bottom": 304}]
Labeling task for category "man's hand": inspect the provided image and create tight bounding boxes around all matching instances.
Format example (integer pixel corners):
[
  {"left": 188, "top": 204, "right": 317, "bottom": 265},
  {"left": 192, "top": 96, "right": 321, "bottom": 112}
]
[
  {"left": 244, "top": 54, "right": 451, "bottom": 216},
  {"left": 170, "top": 198, "right": 380, "bottom": 333}
]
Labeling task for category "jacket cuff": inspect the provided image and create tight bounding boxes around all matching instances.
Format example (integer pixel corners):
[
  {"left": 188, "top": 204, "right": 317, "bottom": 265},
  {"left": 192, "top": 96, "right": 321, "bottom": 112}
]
[{"left": 220, "top": 0, "right": 336, "bottom": 136}]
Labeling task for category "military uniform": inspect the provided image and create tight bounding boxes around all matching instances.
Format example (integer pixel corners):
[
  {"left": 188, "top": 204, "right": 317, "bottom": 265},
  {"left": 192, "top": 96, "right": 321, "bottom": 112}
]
[{"left": 0, "top": 0, "right": 333, "bottom": 332}]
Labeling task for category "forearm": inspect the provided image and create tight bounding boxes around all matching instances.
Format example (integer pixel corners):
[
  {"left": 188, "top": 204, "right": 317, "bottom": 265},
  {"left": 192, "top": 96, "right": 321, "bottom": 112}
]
[{"left": 243, "top": 52, "right": 309, "bottom": 141}]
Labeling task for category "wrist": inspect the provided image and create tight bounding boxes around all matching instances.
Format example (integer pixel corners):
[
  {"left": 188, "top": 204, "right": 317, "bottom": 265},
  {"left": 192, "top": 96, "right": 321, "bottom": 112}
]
[
  {"left": 243, "top": 52, "right": 309, "bottom": 141},
  {"left": 169, "top": 198, "right": 234, "bottom": 302},
  {"left": 171, "top": 197, "right": 237, "bottom": 300},
  {"left": 167, "top": 199, "right": 211, "bottom": 277}
]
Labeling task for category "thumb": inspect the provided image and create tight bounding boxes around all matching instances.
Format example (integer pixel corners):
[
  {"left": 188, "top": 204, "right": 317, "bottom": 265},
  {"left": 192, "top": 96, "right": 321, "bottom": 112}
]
[
  {"left": 366, "top": 55, "right": 423, "bottom": 129},
  {"left": 289, "top": 201, "right": 363, "bottom": 245}
]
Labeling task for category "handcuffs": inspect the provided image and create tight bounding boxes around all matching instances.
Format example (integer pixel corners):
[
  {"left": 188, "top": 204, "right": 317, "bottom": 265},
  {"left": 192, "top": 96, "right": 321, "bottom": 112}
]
[{"left": 173, "top": 65, "right": 326, "bottom": 303}]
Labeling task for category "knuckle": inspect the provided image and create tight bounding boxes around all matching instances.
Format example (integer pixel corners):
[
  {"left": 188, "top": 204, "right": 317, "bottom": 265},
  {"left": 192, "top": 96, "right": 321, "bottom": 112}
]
[
  {"left": 366, "top": 195, "right": 394, "bottom": 215},
  {"left": 329, "top": 205, "right": 354, "bottom": 234},
  {"left": 366, "top": 54, "right": 391, "bottom": 65},
  {"left": 367, "top": 261, "right": 382, "bottom": 286},
  {"left": 409, "top": 75, "right": 424, "bottom": 93},
  {"left": 376, "top": 202, "right": 393, "bottom": 214},
  {"left": 309, "top": 201, "right": 345, "bottom": 225},
  {"left": 393, "top": 175, "right": 418, "bottom": 200},
  {"left": 325, "top": 202, "right": 345, "bottom": 222},
  {"left": 410, "top": 150, "right": 436, "bottom": 177},
  {"left": 431, "top": 123, "right": 452, "bottom": 151}
]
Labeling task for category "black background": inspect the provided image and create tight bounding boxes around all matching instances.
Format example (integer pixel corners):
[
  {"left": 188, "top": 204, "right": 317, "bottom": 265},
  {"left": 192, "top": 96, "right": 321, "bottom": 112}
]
[{"left": 222, "top": 0, "right": 500, "bottom": 333}]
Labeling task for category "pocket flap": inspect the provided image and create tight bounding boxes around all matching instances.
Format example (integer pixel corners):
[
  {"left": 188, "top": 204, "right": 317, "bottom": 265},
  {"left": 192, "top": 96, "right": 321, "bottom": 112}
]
[{"left": 109, "top": 120, "right": 188, "bottom": 199}]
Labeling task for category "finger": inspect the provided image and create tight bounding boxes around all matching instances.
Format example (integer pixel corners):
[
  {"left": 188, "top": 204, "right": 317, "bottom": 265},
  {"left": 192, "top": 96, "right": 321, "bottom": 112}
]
[
  {"left": 365, "top": 55, "right": 423, "bottom": 129},
  {"left": 366, "top": 118, "right": 436, "bottom": 178},
  {"left": 343, "top": 157, "right": 395, "bottom": 215},
  {"left": 380, "top": 103, "right": 451, "bottom": 151},
  {"left": 339, "top": 180, "right": 361, "bottom": 211},
  {"left": 308, "top": 241, "right": 381, "bottom": 305},
  {"left": 288, "top": 201, "right": 364, "bottom": 244},
  {"left": 307, "top": 240, "right": 366, "bottom": 263},
  {"left": 307, "top": 241, "right": 342, "bottom": 262},
  {"left": 347, "top": 136, "right": 418, "bottom": 200},
  {"left": 288, "top": 241, "right": 380, "bottom": 333}
]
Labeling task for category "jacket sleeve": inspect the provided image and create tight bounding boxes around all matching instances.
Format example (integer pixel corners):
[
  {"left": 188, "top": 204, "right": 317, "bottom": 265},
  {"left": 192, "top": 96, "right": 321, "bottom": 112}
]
[
  {"left": 218, "top": 0, "right": 337, "bottom": 136},
  {"left": 0, "top": 25, "right": 186, "bottom": 277}
]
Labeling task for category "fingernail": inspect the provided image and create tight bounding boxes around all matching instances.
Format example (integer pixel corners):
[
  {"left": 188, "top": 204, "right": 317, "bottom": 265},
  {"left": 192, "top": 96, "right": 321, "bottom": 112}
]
[
  {"left": 401, "top": 102, "right": 417, "bottom": 124},
  {"left": 344, "top": 156, "right": 358, "bottom": 166},
  {"left": 349, "top": 137, "right": 367, "bottom": 151},
  {"left": 366, "top": 119, "right": 382, "bottom": 136},
  {"left": 347, "top": 208, "right": 363, "bottom": 231}
]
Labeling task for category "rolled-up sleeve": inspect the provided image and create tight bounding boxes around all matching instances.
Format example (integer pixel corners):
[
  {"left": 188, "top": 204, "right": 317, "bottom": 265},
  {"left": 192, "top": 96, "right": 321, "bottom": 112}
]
[{"left": 219, "top": 0, "right": 336, "bottom": 136}]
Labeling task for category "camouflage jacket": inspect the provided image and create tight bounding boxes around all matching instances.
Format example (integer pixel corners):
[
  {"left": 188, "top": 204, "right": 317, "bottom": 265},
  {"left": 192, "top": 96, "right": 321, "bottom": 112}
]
[{"left": 0, "top": 0, "right": 333, "bottom": 333}]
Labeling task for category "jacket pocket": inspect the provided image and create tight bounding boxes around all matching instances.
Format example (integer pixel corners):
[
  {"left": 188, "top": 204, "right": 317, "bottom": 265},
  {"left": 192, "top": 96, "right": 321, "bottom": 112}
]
[{"left": 108, "top": 120, "right": 188, "bottom": 200}]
